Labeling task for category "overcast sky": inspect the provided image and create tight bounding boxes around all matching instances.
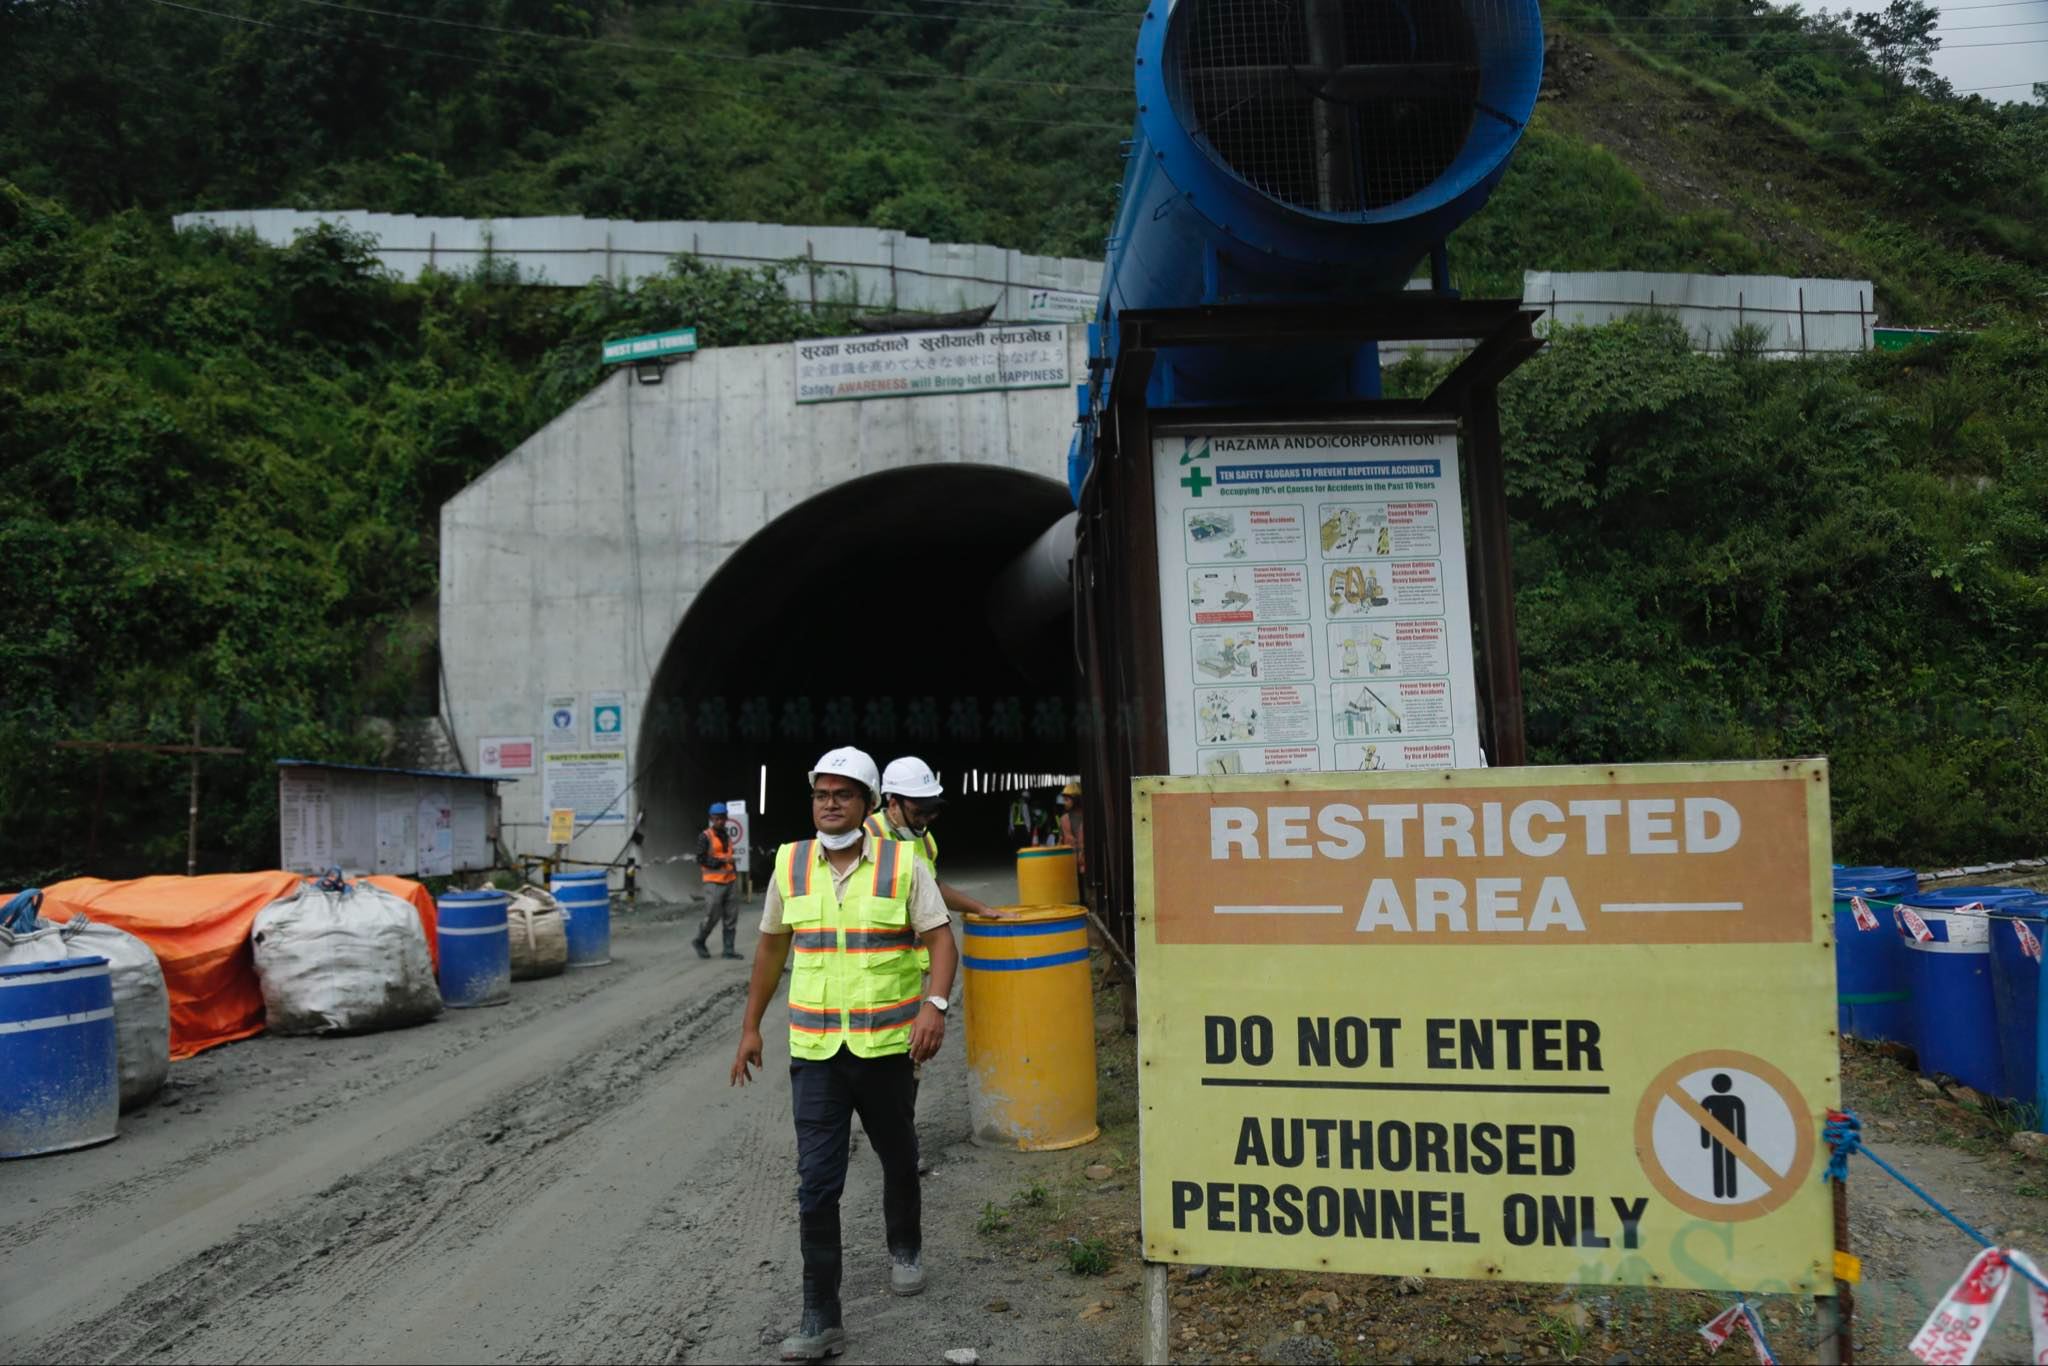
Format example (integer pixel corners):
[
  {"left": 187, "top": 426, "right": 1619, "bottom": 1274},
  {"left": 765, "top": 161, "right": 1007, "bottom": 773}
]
[{"left": 1786, "top": 0, "right": 2048, "bottom": 102}]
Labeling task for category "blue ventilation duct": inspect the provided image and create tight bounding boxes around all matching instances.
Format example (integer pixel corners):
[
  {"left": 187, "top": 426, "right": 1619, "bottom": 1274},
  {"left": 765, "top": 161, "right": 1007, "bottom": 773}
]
[{"left": 1091, "top": 0, "right": 1544, "bottom": 413}]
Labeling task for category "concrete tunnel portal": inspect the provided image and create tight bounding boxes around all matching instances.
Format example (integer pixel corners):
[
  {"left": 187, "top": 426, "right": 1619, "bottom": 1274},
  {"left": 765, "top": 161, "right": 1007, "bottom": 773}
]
[{"left": 637, "top": 464, "right": 1082, "bottom": 896}]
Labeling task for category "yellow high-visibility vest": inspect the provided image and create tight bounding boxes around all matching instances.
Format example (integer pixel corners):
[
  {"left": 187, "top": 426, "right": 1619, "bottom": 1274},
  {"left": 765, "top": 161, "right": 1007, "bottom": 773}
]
[
  {"left": 776, "top": 837, "right": 923, "bottom": 1060},
  {"left": 865, "top": 812, "right": 937, "bottom": 971}
]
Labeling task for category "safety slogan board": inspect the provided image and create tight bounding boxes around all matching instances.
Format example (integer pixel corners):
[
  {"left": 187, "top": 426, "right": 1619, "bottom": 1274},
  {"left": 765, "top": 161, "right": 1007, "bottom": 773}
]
[
  {"left": 1134, "top": 759, "right": 1837, "bottom": 1291},
  {"left": 1152, "top": 423, "right": 1482, "bottom": 777}
]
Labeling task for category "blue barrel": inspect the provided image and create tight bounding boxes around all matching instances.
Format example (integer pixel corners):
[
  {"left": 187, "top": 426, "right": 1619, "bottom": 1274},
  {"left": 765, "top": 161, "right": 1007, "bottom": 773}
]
[
  {"left": 1989, "top": 894, "right": 2048, "bottom": 1109},
  {"left": 1899, "top": 888, "right": 2033, "bottom": 1095},
  {"left": 2, "top": 955, "right": 119, "bottom": 1159},
  {"left": 1832, "top": 866, "right": 1919, "bottom": 1044},
  {"left": 550, "top": 870, "right": 612, "bottom": 968},
  {"left": 435, "top": 890, "right": 513, "bottom": 1007}
]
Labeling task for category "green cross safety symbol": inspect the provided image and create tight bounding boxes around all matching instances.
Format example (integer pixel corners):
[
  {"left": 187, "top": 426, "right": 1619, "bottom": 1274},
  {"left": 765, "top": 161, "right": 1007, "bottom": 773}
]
[{"left": 1181, "top": 466, "right": 1213, "bottom": 497}]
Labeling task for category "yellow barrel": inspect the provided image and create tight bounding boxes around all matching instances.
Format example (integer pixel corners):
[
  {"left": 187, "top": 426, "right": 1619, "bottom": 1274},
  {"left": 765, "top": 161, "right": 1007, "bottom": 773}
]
[
  {"left": 1015, "top": 845, "right": 1079, "bottom": 906},
  {"left": 962, "top": 905, "right": 1100, "bottom": 1151}
]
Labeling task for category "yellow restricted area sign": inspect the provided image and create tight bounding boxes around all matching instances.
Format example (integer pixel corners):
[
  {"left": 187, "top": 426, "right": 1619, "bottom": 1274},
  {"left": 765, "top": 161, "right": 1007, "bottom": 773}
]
[{"left": 1135, "top": 759, "right": 1838, "bottom": 1292}]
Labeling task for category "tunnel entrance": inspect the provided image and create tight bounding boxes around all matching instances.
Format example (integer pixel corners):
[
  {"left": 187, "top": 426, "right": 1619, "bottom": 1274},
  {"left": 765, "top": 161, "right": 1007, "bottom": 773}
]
[{"left": 638, "top": 465, "right": 1080, "bottom": 899}]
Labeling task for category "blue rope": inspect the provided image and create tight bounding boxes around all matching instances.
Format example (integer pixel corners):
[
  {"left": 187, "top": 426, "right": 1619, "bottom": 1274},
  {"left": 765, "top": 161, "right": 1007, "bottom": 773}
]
[
  {"left": 1826, "top": 1106, "right": 2048, "bottom": 1296},
  {"left": 1821, "top": 1111, "right": 1859, "bottom": 1184},
  {"left": 1736, "top": 1297, "right": 1779, "bottom": 1366}
]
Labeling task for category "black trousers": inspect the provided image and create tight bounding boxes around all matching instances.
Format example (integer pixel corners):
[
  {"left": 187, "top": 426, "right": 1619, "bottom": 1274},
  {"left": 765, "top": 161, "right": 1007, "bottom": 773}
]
[{"left": 790, "top": 1046, "right": 920, "bottom": 1255}]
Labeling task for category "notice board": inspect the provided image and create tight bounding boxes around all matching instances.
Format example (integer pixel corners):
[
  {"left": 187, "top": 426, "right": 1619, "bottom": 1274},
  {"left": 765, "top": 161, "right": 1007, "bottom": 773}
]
[
  {"left": 278, "top": 766, "right": 498, "bottom": 877},
  {"left": 1152, "top": 422, "right": 1482, "bottom": 777},
  {"left": 1134, "top": 759, "right": 1837, "bottom": 1291}
]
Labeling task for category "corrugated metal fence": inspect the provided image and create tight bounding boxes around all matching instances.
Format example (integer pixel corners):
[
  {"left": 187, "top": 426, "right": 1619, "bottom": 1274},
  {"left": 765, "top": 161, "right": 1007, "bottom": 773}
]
[
  {"left": 1523, "top": 270, "right": 1875, "bottom": 357},
  {"left": 171, "top": 209, "right": 1103, "bottom": 325},
  {"left": 171, "top": 211, "right": 1879, "bottom": 357}
]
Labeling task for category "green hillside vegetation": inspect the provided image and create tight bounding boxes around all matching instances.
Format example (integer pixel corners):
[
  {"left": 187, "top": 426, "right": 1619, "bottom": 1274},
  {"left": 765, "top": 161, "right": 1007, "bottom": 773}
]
[{"left": 3, "top": 0, "right": 2045, "bottom": 882}]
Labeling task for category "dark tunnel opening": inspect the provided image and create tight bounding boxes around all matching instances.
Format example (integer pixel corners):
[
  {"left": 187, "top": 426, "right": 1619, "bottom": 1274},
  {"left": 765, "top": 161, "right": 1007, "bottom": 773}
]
[{"left": 637, "top": 465, "right": 1081, "bottom": 899}]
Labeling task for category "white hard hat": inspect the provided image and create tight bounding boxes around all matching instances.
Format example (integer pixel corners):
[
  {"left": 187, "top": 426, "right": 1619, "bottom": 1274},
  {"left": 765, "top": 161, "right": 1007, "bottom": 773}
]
[
  {"left": 881, "top": 756, "right": 945, "bottom": 801},
  {"left": 809, "top": 746, "right": 880, "bottom": 804}
]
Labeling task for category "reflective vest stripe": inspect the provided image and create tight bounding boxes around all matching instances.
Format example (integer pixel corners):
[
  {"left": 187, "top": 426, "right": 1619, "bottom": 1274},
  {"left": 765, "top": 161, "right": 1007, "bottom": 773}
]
[
  {"left": 786, "top": 840, "right": 815, "bottom": 898},
  {"left": 872, "top": 838, "right": 900, "bottom": 897},
  {"left": 841, "top": 926, "right": 918, "bottom": 953},
  {"left": 864, "top": 813, "right": 888, "bottom": 840},
  {"left": 788, "top": 1004, "right": 839, "bottom": 1033},
  {"left": 844, "top": 994, "right": 924, "bottom": 1031},
  {"left": 792, "top": 928, "right": 836, "bottom": 953}
]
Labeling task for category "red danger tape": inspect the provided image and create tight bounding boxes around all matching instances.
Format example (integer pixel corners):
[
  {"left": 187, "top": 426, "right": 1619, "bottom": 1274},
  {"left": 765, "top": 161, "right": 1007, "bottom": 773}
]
[
  {"left": 1910, "top": 1247, "right": 2012, "bottom": 1365},
  {"left": 2016, "top": 919, "right": 2042, "bottom": 964},
  {"left": 1699, "top": 1301, "right": 1773, "bottom": 1364},
  {"left": 2018, "top": 1251, "right": 2048, "bottom": 1365},
  {"left": 1851, "top": 895, "right": 1880, "bottom": 931},
  {"left": 1898, "top": 905, "right": 1934, "bottom": 944}
]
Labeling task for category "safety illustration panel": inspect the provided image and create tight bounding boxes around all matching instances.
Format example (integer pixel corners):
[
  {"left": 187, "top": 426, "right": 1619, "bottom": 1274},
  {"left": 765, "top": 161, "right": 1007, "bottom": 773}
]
[{"left": 1154, "top": 425, "right": 1482, "bottom": 774}]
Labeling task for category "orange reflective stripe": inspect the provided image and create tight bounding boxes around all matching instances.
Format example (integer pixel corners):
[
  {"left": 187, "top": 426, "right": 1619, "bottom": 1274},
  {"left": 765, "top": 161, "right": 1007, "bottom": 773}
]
[{"left": 864, "top": 813, "right": 888, "bottom": 840}]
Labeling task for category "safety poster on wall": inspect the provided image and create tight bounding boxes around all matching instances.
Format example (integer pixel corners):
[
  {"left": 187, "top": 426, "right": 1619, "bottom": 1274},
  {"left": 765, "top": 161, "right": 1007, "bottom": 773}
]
[{"left": 1152, "top": 424, "right": 1483, "bottom": 776}]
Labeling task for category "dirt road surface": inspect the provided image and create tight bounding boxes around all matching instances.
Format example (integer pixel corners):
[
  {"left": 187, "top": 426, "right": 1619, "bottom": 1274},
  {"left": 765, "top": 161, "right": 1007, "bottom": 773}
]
[{"left": 2, "top": 866, "right": 1133, "bottom": 1364}]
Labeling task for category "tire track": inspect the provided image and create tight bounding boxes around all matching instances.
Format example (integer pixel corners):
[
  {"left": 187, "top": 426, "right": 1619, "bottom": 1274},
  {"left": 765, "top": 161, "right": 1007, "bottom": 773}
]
[{"left": 23, "top": 968, "right": 747, "bottom": 1364}]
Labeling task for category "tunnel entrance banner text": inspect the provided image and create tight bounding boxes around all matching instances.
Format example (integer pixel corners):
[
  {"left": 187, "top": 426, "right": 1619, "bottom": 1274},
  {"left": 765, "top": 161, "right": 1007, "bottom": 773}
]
[
  {"left": 1151, "top": 425, "right": 1483, "bottom": 777},
  {"left": 1132, "top": 760, "right": 1838, "bottom": 1291}
]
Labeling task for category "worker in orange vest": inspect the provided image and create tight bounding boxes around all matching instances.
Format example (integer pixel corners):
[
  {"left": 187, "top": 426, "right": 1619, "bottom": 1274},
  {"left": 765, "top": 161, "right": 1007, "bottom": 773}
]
[{"left": 694, "top": 801, "right": 742, "bottom": 960}]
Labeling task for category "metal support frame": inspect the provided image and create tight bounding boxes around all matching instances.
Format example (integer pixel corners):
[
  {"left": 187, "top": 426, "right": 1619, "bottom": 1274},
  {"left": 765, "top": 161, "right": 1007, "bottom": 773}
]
[{"left": 1076, "top": 298, "right": 1543, "bottom": 950}]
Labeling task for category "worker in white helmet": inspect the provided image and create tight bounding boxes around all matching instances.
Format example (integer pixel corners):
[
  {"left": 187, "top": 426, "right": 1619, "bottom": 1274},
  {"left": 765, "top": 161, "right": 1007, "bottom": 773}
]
[
  {"left": 864, "top": 756, "right": 1003, "bottom": 920},
  {"left": 730, "top": 746, "right": 958, "bottom": 1362}
]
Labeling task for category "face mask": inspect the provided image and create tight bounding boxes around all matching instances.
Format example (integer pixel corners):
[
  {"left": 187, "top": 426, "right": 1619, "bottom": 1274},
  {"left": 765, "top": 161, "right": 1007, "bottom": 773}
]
[{"left": 817, "top": 827, "right": 863, "bottom": 851}]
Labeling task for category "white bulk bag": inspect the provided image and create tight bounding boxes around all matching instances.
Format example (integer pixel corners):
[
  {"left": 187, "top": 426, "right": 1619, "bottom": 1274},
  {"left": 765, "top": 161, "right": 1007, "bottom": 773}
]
[
  {"left": 252, "top": 880, "right": 442, "bottom": 1035},
  {"left": 54, "top": 914, "right": 170, "bottom": 1110},
  {"left": 506, "top": 885, "right": 568, "bottom": 981}
]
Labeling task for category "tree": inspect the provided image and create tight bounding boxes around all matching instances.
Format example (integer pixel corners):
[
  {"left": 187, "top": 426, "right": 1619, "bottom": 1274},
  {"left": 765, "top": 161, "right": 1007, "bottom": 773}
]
[{"left": 1850, "top": 0, "right": 1941, "bottom": 93}]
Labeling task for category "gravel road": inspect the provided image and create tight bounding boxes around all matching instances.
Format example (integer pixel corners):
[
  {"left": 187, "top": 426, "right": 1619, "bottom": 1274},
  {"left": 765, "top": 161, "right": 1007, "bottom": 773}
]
[{"left": 1, "top": 865, "right": 1129, "bottom": 1364}]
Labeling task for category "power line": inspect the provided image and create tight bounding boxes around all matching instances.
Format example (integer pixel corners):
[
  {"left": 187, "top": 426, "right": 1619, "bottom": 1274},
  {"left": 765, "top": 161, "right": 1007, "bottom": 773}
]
[
  {"left": 143, "top": 0, "right": 1131, "bottom": 131},
  {"left": 279, "top": 0, "right": 1129, "bottom": 91}
]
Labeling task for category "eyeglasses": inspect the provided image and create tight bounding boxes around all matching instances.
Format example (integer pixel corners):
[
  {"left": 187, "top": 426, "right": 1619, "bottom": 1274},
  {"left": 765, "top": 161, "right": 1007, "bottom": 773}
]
[{"left": 811, "top": 788, "right": 862, "bottom": 806}]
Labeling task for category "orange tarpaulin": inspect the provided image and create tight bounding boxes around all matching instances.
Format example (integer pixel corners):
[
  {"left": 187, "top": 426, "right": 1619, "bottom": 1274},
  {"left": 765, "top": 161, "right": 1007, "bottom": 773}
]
[
  {"left": 362, "top": 876, "right": 440, "bottom": 972},
  {"left": 41, "top": 872, "right": 302, "bottom": 1060}
]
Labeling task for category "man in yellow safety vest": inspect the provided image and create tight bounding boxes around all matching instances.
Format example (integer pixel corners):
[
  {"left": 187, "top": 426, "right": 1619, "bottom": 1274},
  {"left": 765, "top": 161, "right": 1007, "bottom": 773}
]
[
  {"left": 730, "top": 746, "right": 959, "bottom": 1362},
  {"left": 863, "top": 756, "right": 1000, "bottom": 919}
]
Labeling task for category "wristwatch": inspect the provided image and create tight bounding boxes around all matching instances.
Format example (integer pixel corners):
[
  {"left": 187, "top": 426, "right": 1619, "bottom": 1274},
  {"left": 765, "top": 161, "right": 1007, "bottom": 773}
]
[{"left": 927, "top": 995, "right": 950, "bottom": 1015}]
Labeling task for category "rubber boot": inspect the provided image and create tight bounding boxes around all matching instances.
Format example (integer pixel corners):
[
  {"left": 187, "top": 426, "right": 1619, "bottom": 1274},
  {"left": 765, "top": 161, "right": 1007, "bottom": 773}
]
[
  {"left": 692, "top": 937, "right": 710, "bottom": 959},
  {"left": 781, "top": 1210, "right": 845, "bottom": 1361},
  {"left": 720, "top": 923, "right": 742, "bottom": 960}
]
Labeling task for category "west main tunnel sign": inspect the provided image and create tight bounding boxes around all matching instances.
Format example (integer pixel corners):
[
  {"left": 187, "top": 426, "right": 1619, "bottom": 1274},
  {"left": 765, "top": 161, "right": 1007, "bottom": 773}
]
[{"left": 1133, "top": 759, "right": 1837, "bottom": 1291}]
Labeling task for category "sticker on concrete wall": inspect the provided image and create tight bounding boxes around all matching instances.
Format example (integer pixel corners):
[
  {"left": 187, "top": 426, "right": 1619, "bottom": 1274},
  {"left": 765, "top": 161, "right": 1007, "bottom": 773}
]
[
  {"left": 543, "top": 695, "right": 582, "bottom": 751},
  {"left": 591, "top": 691, "right": 627, "bottom": 748},
  {"left": 478, "top": 736, "right": 536, "bottom": 776},
  {"left": 542, "top": 751, "right": 629, "bottom": 826}
]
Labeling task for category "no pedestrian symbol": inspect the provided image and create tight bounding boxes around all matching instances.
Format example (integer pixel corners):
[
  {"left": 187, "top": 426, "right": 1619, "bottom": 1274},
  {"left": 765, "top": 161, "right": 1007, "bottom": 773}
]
[{"left": 1634, "top": 1050, "right": 1816, "bottom": 1222}]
